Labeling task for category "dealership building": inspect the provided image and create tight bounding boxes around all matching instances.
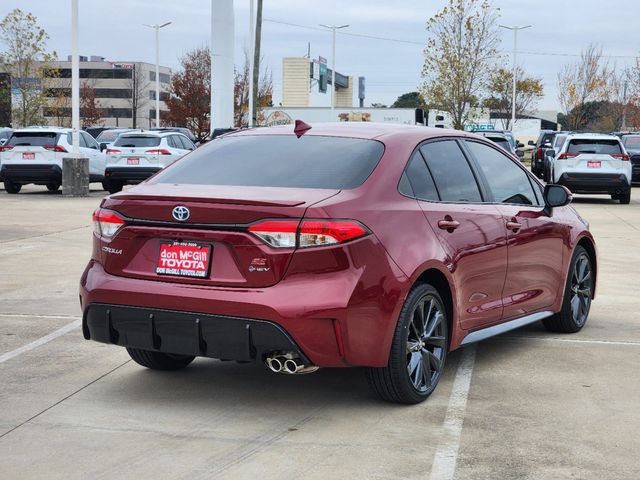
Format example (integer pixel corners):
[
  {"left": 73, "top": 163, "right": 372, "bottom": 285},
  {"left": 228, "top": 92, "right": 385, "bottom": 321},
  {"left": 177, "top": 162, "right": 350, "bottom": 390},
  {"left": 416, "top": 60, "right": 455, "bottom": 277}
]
[{"left": 37, "top": 56, "right": 171, "bottom": 128}]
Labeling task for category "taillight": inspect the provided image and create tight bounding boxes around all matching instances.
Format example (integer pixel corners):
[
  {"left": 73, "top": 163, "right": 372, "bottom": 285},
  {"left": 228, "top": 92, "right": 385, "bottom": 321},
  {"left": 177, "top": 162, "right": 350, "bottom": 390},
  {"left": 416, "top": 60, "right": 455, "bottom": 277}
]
[
  {"left": 558, "top": 152, "right": 578, "bottom": 160},
  {"left": 248, "top": 219, "right": 369, "bottom": 248},
  {"left": 106, "top": 148, "right": 121, "bottom": 154},
  {"left": 43, "top": 145, "right": 67, "bottom": 152},
  {"left": 0, "top": 145, "right": 13, "bottom": 151},
  {"left": 536, "top": 148, "right": 543, "bottom": 159},
  {"left": 611, "top": 153, "right": 630, "bottom": 161},
  {"left": 145, "top": 149, "right": 172, "bottom": 155},
  {"left": 92, "top": 208, "right": 126, "bottom": 238}
]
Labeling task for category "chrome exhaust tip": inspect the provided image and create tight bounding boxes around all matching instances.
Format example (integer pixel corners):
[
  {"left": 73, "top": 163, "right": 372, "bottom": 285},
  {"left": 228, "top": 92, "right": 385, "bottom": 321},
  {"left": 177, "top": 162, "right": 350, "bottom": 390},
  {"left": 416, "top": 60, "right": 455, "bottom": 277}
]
[
  {"left": 266, "top": 356, "right": 283, "bottom": 373},
  {"left": 266, "top": 352, "right": 319, "bottom": 375},
  {"left": 284, "top": 358, "right": 303, "bottom": 374}
]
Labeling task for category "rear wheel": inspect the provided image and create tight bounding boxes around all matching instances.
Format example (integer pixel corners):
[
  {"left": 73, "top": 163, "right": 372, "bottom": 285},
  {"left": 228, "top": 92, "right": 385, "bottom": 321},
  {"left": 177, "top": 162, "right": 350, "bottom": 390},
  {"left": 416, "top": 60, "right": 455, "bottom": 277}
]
[
  {"left": 619, "top": 190, "right": 631, "bottom": 204},
  {"left": 4, "top": 180, "right": 21, "bottom": 194},
  {"left": 46, "top": 182, "right": 60, "bottom": 192},
  {"left": 126, "top": 347, "right": 195, "bottom": 370},
  {"left": 543, "top": 246, "right": 593, "bottom": 333},
  {"left": 102, "top": 179, "right": 123, "bottom": 194},
  {"left": 366, "top": 283, "right": 448, "bottom": 404}
]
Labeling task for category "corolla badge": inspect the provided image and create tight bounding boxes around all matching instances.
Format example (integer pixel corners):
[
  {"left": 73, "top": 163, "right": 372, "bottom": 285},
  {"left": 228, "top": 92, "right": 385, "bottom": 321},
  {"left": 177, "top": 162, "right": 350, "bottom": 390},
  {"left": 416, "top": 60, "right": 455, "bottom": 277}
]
[{"left": 172, "top": 206, "right": 190, "bottom": 221}]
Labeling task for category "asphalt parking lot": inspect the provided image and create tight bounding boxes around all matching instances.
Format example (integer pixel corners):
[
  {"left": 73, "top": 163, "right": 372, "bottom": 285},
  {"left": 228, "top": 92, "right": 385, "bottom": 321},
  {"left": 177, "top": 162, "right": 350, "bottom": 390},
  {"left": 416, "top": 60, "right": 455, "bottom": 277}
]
[{"left": 1, "top": 184, "right": 639, "bottom": 480}]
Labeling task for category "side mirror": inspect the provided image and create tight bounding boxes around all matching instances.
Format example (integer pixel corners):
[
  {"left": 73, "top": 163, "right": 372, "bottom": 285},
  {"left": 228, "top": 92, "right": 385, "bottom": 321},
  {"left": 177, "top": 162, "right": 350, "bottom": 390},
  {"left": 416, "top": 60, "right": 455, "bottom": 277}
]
[
  {"left": 544, "top": 184, "right": 572, "bottom": 208},
  {"left": 100, "top": 143, "right": 108, "bottom": 151},
  {"left": 527, "top": 140, "right": 535, "bottom": 146},
  {"left": 516, "top": 149, "right": 524, "bottom": 158},
  {"left": 516, "top": 142, "right": 524, "bottom": 148}
]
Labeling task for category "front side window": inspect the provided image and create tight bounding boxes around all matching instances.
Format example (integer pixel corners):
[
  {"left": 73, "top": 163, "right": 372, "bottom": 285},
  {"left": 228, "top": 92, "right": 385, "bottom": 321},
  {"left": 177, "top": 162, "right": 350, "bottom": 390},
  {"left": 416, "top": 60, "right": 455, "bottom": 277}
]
[
  {"left": 419, "top": 140, "right": 482, "bottom": 202},
  {"left": 465, "top": 140, "right": 539, "bottom": 205}
]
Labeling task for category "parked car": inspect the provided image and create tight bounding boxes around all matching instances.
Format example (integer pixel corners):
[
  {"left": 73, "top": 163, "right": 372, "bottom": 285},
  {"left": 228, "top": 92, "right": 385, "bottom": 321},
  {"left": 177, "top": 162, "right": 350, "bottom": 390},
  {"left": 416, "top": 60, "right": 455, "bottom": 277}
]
[
  {"left": 95, "top": 128, "right": 135, "bottom": 151},
  {"left": 549, "top": 133, "right": 632, "bottom": 203},
  {"left": 150, "top": 127, "right": 198, "bottom": 144},
  {"left": 529, "top": 130, "right": 556, "bottom": 180},
  {"left": 0, "top": 127, "right": 12, "bottom": 146},
  {"left": 621, "top": 134, "right": 640, "bottom": 183},
  {"left": 103, "top": 130, "right": 196, "bottom": 193},
  {"left": 0, "top": 127, "right": 106, "bottom": 194},
  {"left": 81, "top": 123, "right": 597, "bottom": 404},
  {"left": 474, "top": 131, "right": 517, "bottom": 156},
  {"left": 85, "top": 126, "right": 116, "bottom": 139}
]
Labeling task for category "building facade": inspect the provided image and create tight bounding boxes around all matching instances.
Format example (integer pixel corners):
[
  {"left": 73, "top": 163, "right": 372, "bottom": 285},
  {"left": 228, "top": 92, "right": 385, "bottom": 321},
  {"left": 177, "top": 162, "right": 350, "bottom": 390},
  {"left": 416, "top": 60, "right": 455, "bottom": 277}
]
[{"left": 41, "top": 57, "right": 171, "bottom": 128}]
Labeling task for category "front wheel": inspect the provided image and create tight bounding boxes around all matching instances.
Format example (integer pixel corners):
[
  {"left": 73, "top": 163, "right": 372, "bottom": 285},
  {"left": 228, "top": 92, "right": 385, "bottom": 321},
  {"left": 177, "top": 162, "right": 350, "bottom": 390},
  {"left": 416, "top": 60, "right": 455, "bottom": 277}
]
[
  {"left": 543, "top": 246, "right": 593, "bottom": 333},
  {"left": 126, "top": 348, "right": 195, "bottom": 371},
  {"left": 366, "top": 283, "right": 448, "bottom": 404}
]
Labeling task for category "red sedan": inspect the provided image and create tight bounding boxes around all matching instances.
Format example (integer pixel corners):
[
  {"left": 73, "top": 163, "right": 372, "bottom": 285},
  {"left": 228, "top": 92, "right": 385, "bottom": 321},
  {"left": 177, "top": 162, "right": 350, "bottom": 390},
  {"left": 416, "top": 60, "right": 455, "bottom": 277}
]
[{"left": 80, "top": 122, "right": 597, "bottom": 404}]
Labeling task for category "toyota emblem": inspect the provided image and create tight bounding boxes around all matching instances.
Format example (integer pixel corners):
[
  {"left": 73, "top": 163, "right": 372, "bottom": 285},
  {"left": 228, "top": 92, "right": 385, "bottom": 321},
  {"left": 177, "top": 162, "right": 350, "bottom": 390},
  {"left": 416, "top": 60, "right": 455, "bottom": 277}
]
[{"left": 172, "top": 206, "right": 190, "bottom": 221}]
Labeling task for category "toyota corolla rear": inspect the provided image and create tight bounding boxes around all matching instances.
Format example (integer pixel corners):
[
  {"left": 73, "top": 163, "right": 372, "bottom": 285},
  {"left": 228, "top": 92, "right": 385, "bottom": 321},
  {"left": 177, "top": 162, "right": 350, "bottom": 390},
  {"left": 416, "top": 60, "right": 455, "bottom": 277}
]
[{"left": 80, "top": 131, "right": 408, "bottom": 370}]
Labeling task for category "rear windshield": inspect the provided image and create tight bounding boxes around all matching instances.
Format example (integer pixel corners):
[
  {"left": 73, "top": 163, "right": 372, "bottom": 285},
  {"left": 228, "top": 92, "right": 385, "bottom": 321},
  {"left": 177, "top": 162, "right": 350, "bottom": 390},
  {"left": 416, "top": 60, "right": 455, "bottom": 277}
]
[
  {"left": 97, "top": 130, "right": 128, "bottom": 142},
  {"left": 623, "top": 135, "right": 640, "bottom": 148},
  {"left": 151, "top": 135, "right": 385, "bottom": 189},
  {"left": 7, "top": 132, "right": 60, "bottom": 147},
  {"left": 114, "top": 136, "right": 161, "bottom": 148},
  {"left": 486, "top": 137, "right": 510, "bottom": 150},
  {"left": 567, "top": 139, "right": 622, "bottom": 155}
]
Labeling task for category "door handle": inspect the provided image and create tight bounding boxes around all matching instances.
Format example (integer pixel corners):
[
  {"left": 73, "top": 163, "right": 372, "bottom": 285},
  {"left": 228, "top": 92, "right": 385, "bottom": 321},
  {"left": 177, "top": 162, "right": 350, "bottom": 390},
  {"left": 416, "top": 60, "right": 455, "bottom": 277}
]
[
  {"left": 438, "top": 219, "right": 460, "bottom": 231},
  {"left": 506, "top": 219, "right": 522, "bottom": 232}
]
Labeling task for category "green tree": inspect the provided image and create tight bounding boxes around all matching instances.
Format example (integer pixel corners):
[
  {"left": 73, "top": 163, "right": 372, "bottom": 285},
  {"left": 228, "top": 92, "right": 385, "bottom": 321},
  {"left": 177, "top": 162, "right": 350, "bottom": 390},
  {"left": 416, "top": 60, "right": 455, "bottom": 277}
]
[
  {"left": 391, "top": 91, "right": 426, "bottom": 109},
  {"left": 420, "top": 0, "right": 500, "bottom": 130},
  {"left": 0, "top": 8, "right": 56, "bottom": 126},
  {"left": 483, "top": 67, "right": 544, "bottom": 129}
]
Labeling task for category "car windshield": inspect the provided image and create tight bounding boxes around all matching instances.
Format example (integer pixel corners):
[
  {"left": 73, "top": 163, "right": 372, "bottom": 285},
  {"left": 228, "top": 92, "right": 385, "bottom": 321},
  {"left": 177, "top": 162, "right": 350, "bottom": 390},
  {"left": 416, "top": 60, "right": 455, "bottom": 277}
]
[
  {"left": 567, "top": 139, "right": 622, "bottom": 155},
  {"left": 113, "top": 136, "right": 161, "bottom": 148},
  {"left": 151, "top": 134, "right": 385, "bottom": 189},
  {"left": 97, "top": 130, "right": 128, "bottom": 142},
  {"left": 7, "top": 132, "right": 59, "bottom": 146},
  {"left": 486, "top": 137, "right": 511, "bottom": 151},
  {"left": 623, "top": 135, "right": 640, "bottom": 148}
]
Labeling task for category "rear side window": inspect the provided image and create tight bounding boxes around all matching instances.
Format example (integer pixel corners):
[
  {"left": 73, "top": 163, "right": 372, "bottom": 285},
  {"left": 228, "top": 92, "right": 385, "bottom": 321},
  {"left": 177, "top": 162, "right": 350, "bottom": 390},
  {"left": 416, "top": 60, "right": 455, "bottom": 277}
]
[
  {"left": 419, "top": 140, "right": 482, "bottom": 202},
  {"left": 114, "top": 136, "right": 161, "bottom": 148},
  {"left": 151, "top": 135, "right": 385, "bottom": 189},
  {"left": 567, "top": 139, "right": 622, "bottom": 155},
  {"left": 465, "top": 140, "right": 538, "bottom": 205},
  {"left": 399, "top": 151, "right": 439, "bottom": 201},
  {"left": 8, "top": 132, "right": 59, "bottom": 146}
]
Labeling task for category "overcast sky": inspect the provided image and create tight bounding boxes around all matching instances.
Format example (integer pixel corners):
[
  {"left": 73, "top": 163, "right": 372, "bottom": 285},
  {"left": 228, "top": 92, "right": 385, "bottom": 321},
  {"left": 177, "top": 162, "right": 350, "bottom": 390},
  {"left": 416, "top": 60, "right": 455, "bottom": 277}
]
[{"left": 3, "top": 0, "right": 638, "bottom": 112}]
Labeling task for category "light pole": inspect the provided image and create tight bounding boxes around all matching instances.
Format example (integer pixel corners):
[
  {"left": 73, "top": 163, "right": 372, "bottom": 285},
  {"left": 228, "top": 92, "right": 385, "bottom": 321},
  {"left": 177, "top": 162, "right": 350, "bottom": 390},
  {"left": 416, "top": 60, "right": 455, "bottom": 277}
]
[
  {"left": 248, "top": 0, "right": 255, "bottom": 127},
  {"left": 71, "top": 0, "right": 80, "bottom": 155},
  {"left": 144, "top": 22, "right": 171, "bottom": 128},
  {"left": 499, "top": 24, "right": 531, "bottom": 130},
  {"left": 320, "top": 24, "right": 349, "bottom": 117}
]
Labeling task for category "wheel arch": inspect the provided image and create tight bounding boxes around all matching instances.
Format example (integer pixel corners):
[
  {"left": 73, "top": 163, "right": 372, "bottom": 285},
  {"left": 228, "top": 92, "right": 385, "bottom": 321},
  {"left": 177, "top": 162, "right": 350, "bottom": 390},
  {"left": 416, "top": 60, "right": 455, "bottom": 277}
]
[
  {"left": 414, "top": 267, "right": 455, "bottom": 351},
  {"left": 576, "top": 235, "right": 597, "bottom": 300}
]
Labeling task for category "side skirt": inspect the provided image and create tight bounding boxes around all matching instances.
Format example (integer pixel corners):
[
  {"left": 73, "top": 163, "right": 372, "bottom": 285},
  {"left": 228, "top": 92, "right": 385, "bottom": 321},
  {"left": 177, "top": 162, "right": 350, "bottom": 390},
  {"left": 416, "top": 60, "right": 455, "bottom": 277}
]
[{"left": 460, "top": 311, "right": 555, "bottom": 345}]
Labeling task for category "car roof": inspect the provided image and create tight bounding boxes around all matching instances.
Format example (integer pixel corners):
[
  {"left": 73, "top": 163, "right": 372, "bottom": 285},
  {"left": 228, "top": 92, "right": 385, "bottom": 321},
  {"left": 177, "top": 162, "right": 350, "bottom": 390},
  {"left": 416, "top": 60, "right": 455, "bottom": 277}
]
[
  {"left": 14, "top": 127, "right": 74, "bottom": 134},
  {"left": 229, "top": 122, "right": 479, "bottom": 143},
  {"left": 565, "top": 133, "right": 621, "bottom": 141},
  {"left": 119, "top": 129, "right": 184, "bottom": 138}
]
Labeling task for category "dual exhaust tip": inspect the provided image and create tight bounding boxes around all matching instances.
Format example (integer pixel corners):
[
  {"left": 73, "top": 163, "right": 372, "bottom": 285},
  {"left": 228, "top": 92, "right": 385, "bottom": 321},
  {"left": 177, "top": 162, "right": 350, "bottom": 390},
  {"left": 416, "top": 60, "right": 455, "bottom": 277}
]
[{"left": 266, "top": 353, "right": 319, "bottom": 375}]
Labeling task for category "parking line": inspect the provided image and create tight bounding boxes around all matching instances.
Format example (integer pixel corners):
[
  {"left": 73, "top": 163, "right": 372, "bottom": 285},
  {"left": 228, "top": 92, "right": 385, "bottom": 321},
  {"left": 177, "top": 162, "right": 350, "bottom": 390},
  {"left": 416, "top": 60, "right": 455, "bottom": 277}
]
[
  {"left": 429, "top": 344, "right": 477, "bottom": 480},
  {"left": 497, "top": 335, "right": 640, "bottom": 347},
  {"left": 0, "top": 319, "right": 81, "bottom": 364}
]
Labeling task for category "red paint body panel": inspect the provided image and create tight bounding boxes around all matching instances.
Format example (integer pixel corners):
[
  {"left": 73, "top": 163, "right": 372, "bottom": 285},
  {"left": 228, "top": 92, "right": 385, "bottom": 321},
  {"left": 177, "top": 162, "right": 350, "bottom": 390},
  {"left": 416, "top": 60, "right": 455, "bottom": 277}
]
[{"left": 80, "top": 124, "right": 596, "bottom": 367}]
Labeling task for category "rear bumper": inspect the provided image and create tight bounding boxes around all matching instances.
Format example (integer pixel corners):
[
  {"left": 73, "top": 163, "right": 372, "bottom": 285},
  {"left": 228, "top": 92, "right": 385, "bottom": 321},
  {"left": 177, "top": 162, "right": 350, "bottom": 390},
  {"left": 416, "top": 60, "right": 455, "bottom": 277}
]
[
  {"left": 83, "top": 303, "right": 310, "bottom": 363},
  {"left": 557, "top": 172, "right": 630, "bottom": 194},
  {"left": 105, "top": 166, "right": 161, "bottom": 183},
  {"left": 1, "top": 164, "right": 61, "bottom": 184}
]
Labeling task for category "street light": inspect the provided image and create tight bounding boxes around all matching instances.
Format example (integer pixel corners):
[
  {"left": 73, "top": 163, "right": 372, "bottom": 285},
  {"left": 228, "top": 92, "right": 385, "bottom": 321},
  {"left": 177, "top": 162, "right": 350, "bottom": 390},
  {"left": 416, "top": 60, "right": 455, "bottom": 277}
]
[
  {"left": 144, "top": 22, "right": 171, "bottom": 128},
  {"left": 499, "top": 24, "right": 531, "bottom": 130},
  {"left": 319, "top": 24, "right": 349, "bottom": 118}
]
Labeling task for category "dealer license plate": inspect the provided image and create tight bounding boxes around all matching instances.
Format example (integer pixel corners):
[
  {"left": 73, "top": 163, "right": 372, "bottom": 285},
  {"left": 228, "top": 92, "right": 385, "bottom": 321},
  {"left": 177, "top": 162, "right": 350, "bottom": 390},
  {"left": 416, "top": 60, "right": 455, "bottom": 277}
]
[
  {"left": 22, "top": 152, "right": 35, "bottom": 160},
  {"left": 127, "top": 157, "right": 139, "bottom": 165},
  {"left": 587, "top": 161, "right": 601, "bottom": 168},
  {"left": 156, "top": 241, "right": 211, "bottom": 278}
]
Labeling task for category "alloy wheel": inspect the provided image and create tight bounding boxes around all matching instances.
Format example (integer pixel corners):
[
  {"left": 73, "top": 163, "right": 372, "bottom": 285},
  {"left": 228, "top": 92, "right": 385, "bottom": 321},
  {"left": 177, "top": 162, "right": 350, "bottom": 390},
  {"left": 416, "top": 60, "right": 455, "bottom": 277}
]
[{"left": 570, "top": 253, "right": 592, "bottom": 327}]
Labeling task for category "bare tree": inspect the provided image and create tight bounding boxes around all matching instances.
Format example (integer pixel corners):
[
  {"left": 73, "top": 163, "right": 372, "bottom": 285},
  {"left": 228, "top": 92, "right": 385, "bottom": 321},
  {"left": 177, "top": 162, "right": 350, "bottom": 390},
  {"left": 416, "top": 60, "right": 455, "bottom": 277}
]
[
  {"left": 420, "top": 0, "right": 500, "bottom": 130},
  {"left": 251, "top": 0, "right": 263, "bottom": 125},
  {"left": 126, "top": 63, "right": 150, "bottom": 128},
  {"left": 557, "top": 44, "right": 611, "bottom": 130},
  {"left": 234, "top": 49, "right": 272, "bottom": 127}
]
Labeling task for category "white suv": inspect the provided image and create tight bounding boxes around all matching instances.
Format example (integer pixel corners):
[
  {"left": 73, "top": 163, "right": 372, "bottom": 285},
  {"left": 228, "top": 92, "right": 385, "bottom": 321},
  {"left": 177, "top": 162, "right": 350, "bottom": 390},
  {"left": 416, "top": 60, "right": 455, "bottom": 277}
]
[
  {"left": 103, "top": 130, "right": 195, "bottom": 193},
  {"left": 550, "top": 133, "right": 632, "bottom": 204},
  {"left": 0, "top": 127, "right": 106, "bottom": 194}
]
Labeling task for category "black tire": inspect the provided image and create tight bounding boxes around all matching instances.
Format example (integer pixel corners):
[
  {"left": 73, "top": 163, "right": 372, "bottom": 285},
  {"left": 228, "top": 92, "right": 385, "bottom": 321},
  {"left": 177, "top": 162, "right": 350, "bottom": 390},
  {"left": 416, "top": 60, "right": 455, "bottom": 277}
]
[
  {"left": 102, "top": 179, "right": 123, "bottom": 194},
  {"left": 366, "top": 283, "right": 448, "bottom": 404},
  {"left": 4, "top": 180, "right": 21, "bottom": 194},
  {"left": 46, "top": 182, "right": 60, "bottom": 192},
  {"left": 619, "top": 191, "right": 631, "bottom": 204},
  {"left": 126, "top": 347, "right": 195, "bottom": 371},
  {"left": 543, "top": 246, "right": 593, "bottom": 333}
]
